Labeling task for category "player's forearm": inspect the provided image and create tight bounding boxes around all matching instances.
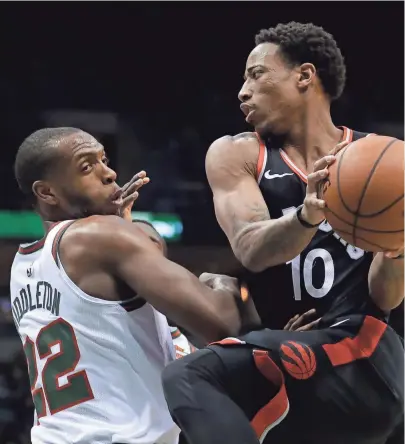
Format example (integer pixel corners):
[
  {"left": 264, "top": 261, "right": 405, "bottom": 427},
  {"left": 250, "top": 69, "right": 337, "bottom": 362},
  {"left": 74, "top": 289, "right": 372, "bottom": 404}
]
[
  {"left": 369, "top": 253, "right": 404, "bottom": 311},
  {"left": 234, "top": 210, "right": 317, "bottom": 272}
]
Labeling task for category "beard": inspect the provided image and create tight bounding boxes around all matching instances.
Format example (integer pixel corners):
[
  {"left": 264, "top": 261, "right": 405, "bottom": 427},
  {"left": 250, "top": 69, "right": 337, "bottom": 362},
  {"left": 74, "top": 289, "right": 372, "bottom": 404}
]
[{"left": 61, "top": 190, "right": 118, "bottom": 219}]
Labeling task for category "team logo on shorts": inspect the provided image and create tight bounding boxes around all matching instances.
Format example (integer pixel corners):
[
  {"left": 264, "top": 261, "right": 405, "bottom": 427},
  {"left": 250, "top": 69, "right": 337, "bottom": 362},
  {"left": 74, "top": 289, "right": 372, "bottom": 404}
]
[{"left": 280, "top": 341, "right": 317, "bottom": 380}]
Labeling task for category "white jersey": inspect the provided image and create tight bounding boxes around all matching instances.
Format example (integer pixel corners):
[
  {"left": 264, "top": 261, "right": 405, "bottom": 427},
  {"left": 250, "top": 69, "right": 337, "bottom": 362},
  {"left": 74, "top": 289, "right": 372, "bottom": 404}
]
[{"left": 10, "top": 220, "right": 179, "bottom": 444}]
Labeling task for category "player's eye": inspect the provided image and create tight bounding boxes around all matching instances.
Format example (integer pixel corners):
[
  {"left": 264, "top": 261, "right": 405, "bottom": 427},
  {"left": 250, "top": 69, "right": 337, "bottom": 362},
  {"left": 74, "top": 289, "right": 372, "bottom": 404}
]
[
  {"left": 252, "top": 69, "right": 264, "bottom": 79},
  {"left": 81, "top": 164, "right": 92, "bottom": 173},
  {"left": 102, "top": 157, "right": 110, "bottom": 165}
]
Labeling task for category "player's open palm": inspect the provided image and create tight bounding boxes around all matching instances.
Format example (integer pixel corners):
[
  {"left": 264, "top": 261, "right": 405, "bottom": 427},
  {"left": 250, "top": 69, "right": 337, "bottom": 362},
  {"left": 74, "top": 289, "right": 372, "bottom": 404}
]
[{"left": 120, "top": 171, "right": 150, "bottom": 221}]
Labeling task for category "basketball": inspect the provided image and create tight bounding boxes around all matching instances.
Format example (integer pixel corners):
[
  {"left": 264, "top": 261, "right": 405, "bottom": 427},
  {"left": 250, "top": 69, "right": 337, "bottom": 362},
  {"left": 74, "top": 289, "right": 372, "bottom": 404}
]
[{"left": 323, "top": 135, "right": 404, "bottom": 252}]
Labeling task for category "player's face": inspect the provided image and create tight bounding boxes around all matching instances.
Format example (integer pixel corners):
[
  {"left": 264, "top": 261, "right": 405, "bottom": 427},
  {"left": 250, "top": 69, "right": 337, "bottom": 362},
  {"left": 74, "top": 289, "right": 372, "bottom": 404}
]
[
  {"left": 238, "top": 43, "right": 303, "bottom": 137},
  {"left": 49, "top": 132, "right": 123, "bottom": 218}
]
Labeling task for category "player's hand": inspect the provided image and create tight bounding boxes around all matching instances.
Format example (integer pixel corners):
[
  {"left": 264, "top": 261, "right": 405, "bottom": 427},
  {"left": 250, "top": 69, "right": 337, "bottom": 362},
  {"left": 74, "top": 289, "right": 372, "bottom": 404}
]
[
  {"left": 328, "top": 140, "right": 351, "bottom": 156},
  {"left": 284, "top": 309, "right": 320, "bottom": 332},
  {"left": 200, "top": 273, "right": 261, "bottom": 331},
  {"left": 383, "top": 246, "right": 404, "bottom": 260},
  {"left": 119, "top": 171, "right": 150, "bottom": 221},
  {"left": 302, "top": 141, "right": 349, "bottom": 226},
  {"left": 302, "top": 156, "right": 334, "bottom": 225},
  {"left": 199, "top": 273, "right": 239, "bottom": 295}
]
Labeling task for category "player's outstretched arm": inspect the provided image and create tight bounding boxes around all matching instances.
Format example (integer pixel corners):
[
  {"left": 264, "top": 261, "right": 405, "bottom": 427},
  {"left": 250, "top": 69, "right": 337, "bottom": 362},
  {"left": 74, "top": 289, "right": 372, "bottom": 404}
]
[
  {"left": 368, "top": 252, "right": 404, "bottom": 311},
  {"left": 206, "top": 135, "right": 329, "bottom": 272},
  {"left": 93, "top": 217, "right": 251, "bottom": 343}
]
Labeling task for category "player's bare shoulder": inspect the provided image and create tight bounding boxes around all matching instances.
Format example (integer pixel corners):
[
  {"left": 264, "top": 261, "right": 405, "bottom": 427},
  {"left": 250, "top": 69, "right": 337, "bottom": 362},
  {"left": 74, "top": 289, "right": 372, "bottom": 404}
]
[
  {"left": 60, "top": 215, "right": 149, "bottom": 266},
  {"left": 206, "top": 132, "right": 261, "bottom": 181}
]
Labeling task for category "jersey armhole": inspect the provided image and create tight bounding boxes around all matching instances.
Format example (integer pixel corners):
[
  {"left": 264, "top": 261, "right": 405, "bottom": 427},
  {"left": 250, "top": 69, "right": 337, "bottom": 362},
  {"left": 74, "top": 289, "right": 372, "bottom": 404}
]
[
  {"left": 51, "top": 220, "right": 77, "bottom": 267},
  {"left": 254, "top": 132, "right": 267, "bottom": 184}
]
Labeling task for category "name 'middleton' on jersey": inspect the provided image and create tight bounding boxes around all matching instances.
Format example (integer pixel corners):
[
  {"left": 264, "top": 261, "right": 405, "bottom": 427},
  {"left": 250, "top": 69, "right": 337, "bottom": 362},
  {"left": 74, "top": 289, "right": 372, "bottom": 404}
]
[
  {"left": 10, "top": 220, "right": 179, "bottom": 444},
  {"left": 241, "top": 127, "right": 387, "bottom": 329}
]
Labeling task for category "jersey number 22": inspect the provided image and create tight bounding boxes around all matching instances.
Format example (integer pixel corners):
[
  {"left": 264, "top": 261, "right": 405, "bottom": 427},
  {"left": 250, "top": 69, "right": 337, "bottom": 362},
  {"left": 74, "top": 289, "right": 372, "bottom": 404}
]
[{"left": 23, "top": 318, "right": 94, "bottom": 420}]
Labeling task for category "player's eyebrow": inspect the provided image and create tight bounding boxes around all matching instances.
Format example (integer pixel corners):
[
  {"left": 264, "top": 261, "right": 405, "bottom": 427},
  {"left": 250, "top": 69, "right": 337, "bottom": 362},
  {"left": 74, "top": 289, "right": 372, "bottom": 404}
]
[
  {"left": 73, "top": 146, "right": 105, "bottom": 159},
  {"left": 243, "top": 64, "right": 265, "bottom": 80}
]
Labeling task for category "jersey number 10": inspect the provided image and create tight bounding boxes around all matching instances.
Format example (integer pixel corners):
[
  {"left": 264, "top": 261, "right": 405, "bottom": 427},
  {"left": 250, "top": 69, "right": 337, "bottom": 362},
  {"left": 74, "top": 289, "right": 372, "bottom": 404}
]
[
  {"left": 282, "top": 207, "right": 334, "bottom": 301},
  {"left": 23, "top": 318, "right": 94, "bottom": 420}
]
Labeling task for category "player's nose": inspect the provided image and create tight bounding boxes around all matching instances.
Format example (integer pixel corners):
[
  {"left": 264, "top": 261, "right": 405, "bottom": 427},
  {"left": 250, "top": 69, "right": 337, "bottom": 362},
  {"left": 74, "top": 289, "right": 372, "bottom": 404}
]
[
  {"left": 238, "top": 81, "right": 252, "bottom": 103},
  {"left": 102, "top": 163, "right": 117, "bottom": 184}
]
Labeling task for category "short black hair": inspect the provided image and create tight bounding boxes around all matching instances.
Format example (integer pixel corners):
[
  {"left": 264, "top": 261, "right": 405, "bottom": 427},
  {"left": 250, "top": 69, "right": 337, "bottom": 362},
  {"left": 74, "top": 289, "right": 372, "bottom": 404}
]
[
  {"left": 255, "top": 22, "right": 346, "bottom": 100},
  {"left": 14, "top": 127, "right": 81, "bottom": 197}
]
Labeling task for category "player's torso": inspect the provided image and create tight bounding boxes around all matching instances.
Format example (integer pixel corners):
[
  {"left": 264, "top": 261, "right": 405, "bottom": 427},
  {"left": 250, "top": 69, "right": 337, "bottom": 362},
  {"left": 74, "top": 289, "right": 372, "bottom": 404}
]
[
  {"left": 10, "top": 221, "right": 179, "bottom": 444},
  {"left": 243, "top": 128, "right": 381, "bottom": 329}
]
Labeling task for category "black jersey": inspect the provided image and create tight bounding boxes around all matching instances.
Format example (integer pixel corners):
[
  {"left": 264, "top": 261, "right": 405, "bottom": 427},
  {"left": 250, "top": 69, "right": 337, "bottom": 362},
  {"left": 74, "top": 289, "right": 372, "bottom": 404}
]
[{"left": 241, "top": 127, "right": 387, "bottom": 329}]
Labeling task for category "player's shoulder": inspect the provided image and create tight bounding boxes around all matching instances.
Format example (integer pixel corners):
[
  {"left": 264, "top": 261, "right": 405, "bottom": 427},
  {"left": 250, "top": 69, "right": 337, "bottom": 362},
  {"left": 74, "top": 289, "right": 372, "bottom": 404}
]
[
  {"left": 208, "top": 132, "right": 260, "bottom": 155},
  {"left": 206, "top": 132, "right": 261, "bottom": 173},
  {"left": 62, "top": 215, "right": 148, "bottom": 257}
]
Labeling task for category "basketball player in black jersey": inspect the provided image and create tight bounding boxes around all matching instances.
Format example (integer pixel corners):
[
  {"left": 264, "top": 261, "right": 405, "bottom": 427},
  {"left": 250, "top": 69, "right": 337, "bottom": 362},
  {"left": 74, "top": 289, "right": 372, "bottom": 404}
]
[
  {"left": 205, "top": 22, "right": 404, "bottom": 329},
  {"left": 162, "top": 23, "right": 404, "bottom": 444}
]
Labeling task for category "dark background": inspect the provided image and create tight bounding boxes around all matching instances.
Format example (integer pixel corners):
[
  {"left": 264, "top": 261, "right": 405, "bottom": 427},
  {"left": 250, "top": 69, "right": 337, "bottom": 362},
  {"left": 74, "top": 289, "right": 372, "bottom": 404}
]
[{"left": 0, "top": 3, "right": 403, "bottom": 443}]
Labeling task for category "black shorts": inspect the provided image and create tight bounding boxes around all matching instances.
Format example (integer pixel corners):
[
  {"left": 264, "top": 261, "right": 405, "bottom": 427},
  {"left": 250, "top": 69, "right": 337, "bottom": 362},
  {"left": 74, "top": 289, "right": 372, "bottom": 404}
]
[{"left": 165, "top": 314, "right": 403, "bottom": 444}]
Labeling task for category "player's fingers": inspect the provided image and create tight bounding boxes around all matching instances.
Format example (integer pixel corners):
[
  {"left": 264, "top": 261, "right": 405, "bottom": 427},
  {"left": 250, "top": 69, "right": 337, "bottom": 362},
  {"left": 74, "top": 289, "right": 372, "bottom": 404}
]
[
  {"left": 329, "top": 140, "right": 349, "bottom": 156},
  {"left": 306, "top": 169, "right": 329, "bottom": 194},
  {"left": 305, "top": 195, "right": 326, "bottom": 210},
  {"left": 384, "top": 251, "right": 405, "bottom": 259},
  {"left": 289, "top": 309, "right": 316, "bottom": 330},
  {"left": 123, "top": 177, "right": 150, "bottom": 197},
  {"left": 121, "top": 192, "right": 139, "bottom": 208},
  {"left": 313, "top": 155, "right": 335, "bottom": 173},
  {"left": 296, "top": 318, "right": 321, "bottom": 332},
  {"left": 122, "top": 171, "right": 147, "bottom": 192},
  {"left": 290, "top": 309, "right": 316, "bottom": 330},
  {"left": 284, "top": 314, "right": 299, "bottom": 330}
]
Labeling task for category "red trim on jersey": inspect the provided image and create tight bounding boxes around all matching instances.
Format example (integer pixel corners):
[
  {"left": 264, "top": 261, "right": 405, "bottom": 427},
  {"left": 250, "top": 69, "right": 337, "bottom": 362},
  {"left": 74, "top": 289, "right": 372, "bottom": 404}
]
[
  {"left": 18, "top": 222, "right": 62, "bottom": 255},
  {"left": 171, "top": 328, "right": 182, "bottom": 339},
  {"left": 251, "top": 350, "right": 289, "bottom": 440},
  {"left": 322, "top": 316, "right": 387, "bottom": 366},
  {"left": 210, "top": 337, "right": 245, "bottom": 346},
  {"left": 279, "top": 150, "right": 308, "bottom": 183},
  {"left": 51, "top": 221, "right": 76, "bottom": 266},
  {"left": 279, "top": 126, "right": 353, "bottom": 183},
  {"left": 255, "top": 132, "right": 266, "bottom": 181}
]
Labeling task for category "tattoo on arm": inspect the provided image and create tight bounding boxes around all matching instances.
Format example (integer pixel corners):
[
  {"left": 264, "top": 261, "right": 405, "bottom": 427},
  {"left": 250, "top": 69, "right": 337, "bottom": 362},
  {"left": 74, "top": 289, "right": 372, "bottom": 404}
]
[{"left": 232, "top": 202, "right": 270, "bottom": 236}]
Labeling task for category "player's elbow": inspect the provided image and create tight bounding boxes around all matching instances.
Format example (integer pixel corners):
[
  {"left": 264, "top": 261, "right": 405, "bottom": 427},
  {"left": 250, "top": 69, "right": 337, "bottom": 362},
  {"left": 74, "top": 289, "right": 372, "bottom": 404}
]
[
  {"left": 371, "top": 290, "right": 404, "bottom": 312},
  {"left": 232, "top": 233, "right": 268, "bottom": 273}
]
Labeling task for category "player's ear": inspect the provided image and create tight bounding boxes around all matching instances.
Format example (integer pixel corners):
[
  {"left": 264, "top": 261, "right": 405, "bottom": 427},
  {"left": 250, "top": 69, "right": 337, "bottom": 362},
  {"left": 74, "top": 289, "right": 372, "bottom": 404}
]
[
  {"left": 297, "top": 63, "right": 316, "bottom": 90},
  {"left": 32, "top": 180, "right": 59, "bottom": 206}
]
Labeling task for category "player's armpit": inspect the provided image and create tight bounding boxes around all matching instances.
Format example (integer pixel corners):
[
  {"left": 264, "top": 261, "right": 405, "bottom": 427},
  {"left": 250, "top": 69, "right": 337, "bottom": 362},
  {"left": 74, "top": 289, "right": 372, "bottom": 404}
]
[{"left": 96, "top": 216, "right": 247, "bottom": 343}]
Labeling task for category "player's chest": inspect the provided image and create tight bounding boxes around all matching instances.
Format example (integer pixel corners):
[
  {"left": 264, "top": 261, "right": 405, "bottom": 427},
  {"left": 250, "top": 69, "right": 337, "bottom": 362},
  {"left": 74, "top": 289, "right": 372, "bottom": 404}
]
[{"left": 259, "top": 150, "right": 307, "bottom": 217}]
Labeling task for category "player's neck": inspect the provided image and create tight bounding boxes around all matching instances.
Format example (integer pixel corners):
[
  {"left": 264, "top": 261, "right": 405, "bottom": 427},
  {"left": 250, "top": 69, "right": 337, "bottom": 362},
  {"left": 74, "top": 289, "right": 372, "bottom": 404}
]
[{"left": 281, "top": 97, "right": 341, "bottom": 169}]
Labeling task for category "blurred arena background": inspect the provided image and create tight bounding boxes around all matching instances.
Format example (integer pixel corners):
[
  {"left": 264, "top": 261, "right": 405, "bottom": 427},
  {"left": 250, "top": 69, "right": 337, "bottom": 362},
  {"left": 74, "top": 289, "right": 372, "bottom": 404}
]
[{"left": 0, "top": 2, "right": 403, "bottom": 443}]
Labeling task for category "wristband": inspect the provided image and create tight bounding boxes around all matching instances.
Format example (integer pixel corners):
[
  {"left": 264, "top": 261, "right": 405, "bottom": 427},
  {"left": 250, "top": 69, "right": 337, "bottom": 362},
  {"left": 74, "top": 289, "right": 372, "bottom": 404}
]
[{"left": 296, "top": 204, "right": 324, "bottom": 229}]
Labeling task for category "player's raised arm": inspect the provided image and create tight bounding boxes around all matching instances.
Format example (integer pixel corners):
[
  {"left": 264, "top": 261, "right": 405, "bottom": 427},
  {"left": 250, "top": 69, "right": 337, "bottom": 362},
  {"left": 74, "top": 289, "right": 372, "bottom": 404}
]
[
  {"left": 206, "top": 134, "right": 332, "bottom": 272},
  {"left": 87, "top": 217, "right": 252, "bottom": 343}
]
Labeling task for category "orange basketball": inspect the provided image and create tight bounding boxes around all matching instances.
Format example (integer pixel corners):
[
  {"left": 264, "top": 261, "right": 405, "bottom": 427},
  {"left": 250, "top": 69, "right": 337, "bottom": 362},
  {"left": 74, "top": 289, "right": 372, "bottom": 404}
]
[{"left": 323, "top": 135, "right": 404, "bottom": 252}]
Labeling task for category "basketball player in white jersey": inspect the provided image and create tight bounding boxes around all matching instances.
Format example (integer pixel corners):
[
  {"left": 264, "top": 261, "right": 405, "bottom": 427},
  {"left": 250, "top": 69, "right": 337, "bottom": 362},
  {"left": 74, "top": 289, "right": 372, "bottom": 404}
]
[{"left": 11, "top": 127, "right": 257, "bottom": 444}]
